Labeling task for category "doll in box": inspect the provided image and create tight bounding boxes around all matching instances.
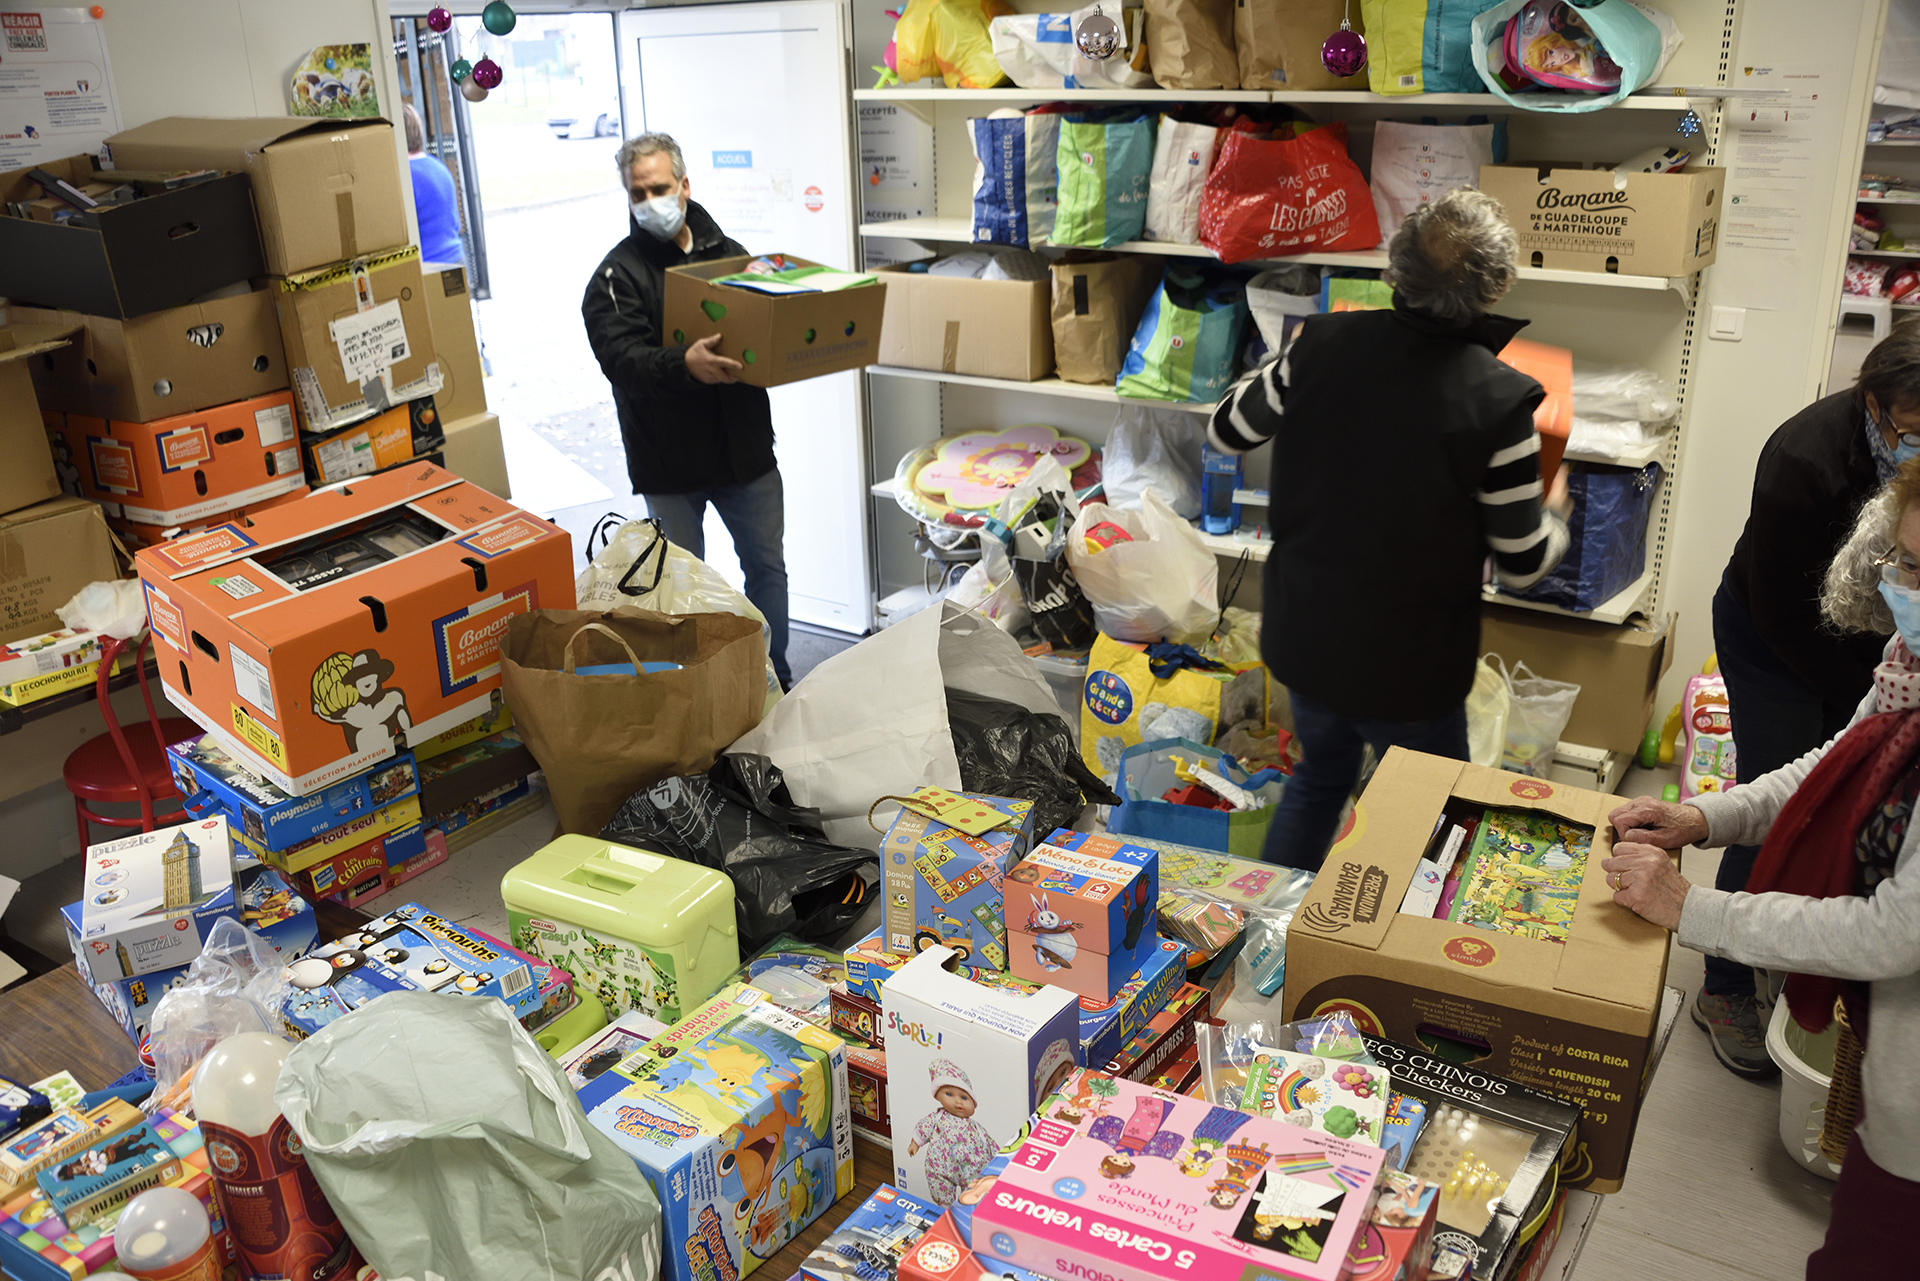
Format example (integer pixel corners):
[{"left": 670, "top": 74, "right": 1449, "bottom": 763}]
[{"left": 905, "top": 1061, "right": 998, "bottom": 1204}]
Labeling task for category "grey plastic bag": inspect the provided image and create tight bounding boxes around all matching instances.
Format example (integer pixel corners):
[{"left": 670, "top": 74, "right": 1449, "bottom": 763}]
[{"left": 277, "top": 992, "right": 661, "bottom": 1281}]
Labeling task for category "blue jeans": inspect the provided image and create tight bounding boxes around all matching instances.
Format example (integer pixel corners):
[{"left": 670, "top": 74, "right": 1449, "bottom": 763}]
[
  {"left": 644, "top": 467, "right": 791, "bottom": 688},
  {"left": 1262, "top": 691, "right": 1471, "bottom": 870},
  {"left": 1705, "top": 577, "right": 1859, "bottom": 997}
]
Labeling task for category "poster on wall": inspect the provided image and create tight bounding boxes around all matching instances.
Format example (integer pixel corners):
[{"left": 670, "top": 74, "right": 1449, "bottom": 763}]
[
  {"left": 0, "top": 6, "right": 122, "bottom": 169},
  {"left": 289, "top": 44, "right": 381, "bottom": 118},
  {"left": 858, "top": 103, "right": 920, "bottom": 191}
]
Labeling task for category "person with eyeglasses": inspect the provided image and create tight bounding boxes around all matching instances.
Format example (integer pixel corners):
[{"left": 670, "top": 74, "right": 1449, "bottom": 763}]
[
  {"left": 1599, "top": 459, "right": 1920, "bottom": 1278},
  {"left": 1688, "top": 330, "right": 1916, "bottom": 1080}
]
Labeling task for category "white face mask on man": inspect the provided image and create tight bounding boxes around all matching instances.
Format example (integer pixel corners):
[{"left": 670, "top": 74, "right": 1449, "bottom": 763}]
[{"left": 632, "top": 192, "right": 686, "bottom": 241}]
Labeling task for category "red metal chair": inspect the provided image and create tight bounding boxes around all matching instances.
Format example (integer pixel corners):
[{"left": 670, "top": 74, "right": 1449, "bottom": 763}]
[{"left": 63, "top": 631, "right": 201, "bottom": 850}]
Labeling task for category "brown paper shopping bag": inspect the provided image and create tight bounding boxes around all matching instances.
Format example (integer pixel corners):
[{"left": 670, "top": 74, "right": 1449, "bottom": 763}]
[
  {"left": 1145, "top": 0, "right": 1238, "bottom": 89},
  {"left": 1235, "top": 0, "right": 1369, "bottom": 91},
  {"left": 501, "top": 608, "right": 765, "bottom": 835},
  {"left": 1050, "top": 254, "right": 1164, "bottom": 384}
]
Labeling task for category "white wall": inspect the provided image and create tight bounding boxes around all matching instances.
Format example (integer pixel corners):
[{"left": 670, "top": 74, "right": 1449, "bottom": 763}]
[
  {"left": 1658, "top": 0, "right": 1889, "bottom": 709},
  {"left": 93, "top": 0, "right": 415, "bottom": 237}
]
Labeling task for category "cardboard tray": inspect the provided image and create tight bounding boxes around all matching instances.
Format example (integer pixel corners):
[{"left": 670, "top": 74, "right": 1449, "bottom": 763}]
[{"left": 662, "top": 254, "right": 886, "bottom": 388}]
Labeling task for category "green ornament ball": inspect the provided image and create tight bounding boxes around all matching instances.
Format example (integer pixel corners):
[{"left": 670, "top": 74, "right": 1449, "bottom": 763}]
[
  {"left": 450, "top": 58, "right": 473, "bottom": 83},
  {"left": 482, "top": 1, "right": 517, "bottom": 36}
]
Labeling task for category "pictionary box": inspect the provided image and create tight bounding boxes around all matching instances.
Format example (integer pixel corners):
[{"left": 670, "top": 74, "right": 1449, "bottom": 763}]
[
  {"left": 1078, "top": 936, "right": 1187, "bottom": 1067},
  {"left": 577, "top": 987, "right": 855, "bottom": 1281},
  {"left": 135, "top": 462, "right": 574, "bottom": 796},
  {"left": 167, "top": 731, "right": 419, "bottom": 853},
  {"left": 881, "top": 793, "right": 1035, "bottom": 972},
  {"left": 74, "top": 817, "right": 238, "bottom": 983},
  {"left": 975, "top": 1068, "right": 1386, "bottom": 1281},
  {"left": 1002, "top": 836, "right": 1159, "bottom": 1001}
]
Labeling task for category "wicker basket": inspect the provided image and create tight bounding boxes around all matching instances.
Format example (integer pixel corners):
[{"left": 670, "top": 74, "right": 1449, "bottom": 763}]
[{"left": 1817, "top": 997, "right": 1865, "bottom": 1166}]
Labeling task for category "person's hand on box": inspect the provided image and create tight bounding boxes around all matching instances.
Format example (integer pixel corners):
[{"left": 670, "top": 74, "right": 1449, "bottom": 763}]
[
  {"left": 686, "top": 333, "right": 743, "bottom": 385},
  {"left": 1602, "top": 842, "right": 1691, "bottom": 931},
  {"left": 1607, "top": 796, "right": 1708, "bottom": 849},
  {"left": 1546, "top": 463, "right": 1572, "bottom": 519}
]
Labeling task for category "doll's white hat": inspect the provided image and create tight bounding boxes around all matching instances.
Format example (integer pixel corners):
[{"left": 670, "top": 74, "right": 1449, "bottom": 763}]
[
  {"left": 1034, "top": 1038, "right": 1076, "bottom": 1097},
  {"left": 930, "top": 1058, "right": 973, "bottom": 1096}
]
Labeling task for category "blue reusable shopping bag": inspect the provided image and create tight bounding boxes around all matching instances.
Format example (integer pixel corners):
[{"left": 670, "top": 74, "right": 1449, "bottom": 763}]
[
  {"left": 1116, "top": 264, "right": 1249, "bottom": 403},
  {"left": 1052, "top": 110, "right": 1155, "bottom": 248},
  {"left": 1505, "top": 462, "right": 1662, "bottom": 611},
  {"left": 970, "top": 110, "right": 1061, "bottom": 248},
  {"left": 1108, "top": 736, "right": 1286, "bottom": 859}
]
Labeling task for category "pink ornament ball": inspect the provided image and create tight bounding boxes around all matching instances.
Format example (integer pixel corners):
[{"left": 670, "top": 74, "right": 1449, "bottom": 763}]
[
  {"left": 471, "top": 57, "right": 503, "bottom": 90},
  {"left": 426, "top": 6, "right": 452, "bottom": 34},
  {"left": 1322, "top": 25, "right": 1367, "bottom": 78}
]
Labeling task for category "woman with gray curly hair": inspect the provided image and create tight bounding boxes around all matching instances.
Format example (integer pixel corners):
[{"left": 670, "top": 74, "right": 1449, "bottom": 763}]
[
  {"left": 1205, "top": 188, "right": 1568, "bottom": 870},
  {"left": 1604, "top": 459, "right": 1920, "bottom": 1276}
]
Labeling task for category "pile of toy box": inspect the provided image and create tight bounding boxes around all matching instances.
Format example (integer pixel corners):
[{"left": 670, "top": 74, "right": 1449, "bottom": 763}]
[{"left": 2, "top": 114, "right": 504, "bottom": 576}]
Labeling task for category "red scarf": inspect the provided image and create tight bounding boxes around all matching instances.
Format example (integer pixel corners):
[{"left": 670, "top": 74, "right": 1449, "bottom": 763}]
[{"left": 1746, "top": 699, "right": 1920, "bottom": 1035}]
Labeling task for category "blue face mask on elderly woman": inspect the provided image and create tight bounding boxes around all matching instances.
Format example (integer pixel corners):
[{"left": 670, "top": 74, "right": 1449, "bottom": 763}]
[{"left": 1879, "top": 579, "right": 1920, "bottom": 653}]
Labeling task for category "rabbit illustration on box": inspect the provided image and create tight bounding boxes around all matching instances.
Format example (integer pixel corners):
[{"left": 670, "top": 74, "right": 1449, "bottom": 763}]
[{"left": 1023, "top": 892, "right": 1082, "bottom": 971}]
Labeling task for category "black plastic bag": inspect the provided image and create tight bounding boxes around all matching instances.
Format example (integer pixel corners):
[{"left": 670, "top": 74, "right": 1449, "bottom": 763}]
[
  {"left": 945, "top": 688, "right": 1123, "bottom": 839},
  {"left": 600, "top": 754, "right": 878, "bottom": 953}
]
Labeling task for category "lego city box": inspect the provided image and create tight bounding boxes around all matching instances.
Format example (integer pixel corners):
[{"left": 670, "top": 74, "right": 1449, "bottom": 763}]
[
  {"left": 663, "top": 254, "right": 887, "bottom": 388},
  {"left": 74, "top": 817, "right": 239, "bottom": 984},
  {"left": 48, "top": 390, "right": 306, "bottom": 528},
  {"left": 880, "top": 793, "right": 1036, "bottom": 971},
  {"left": 882, "top": 945, "right": 1081, "bottom": 1209},
  {"left": 1002, "top": 836, "right": 1160, "bottom": 1002},
  {"left": 167, "top": 731, "right": 419, "bottom": 853},
  {"left": 135, "top": 462, "right": 574, "bottom": 796},
  {"left": 1281, "top": 749, "right": 1669, "bottom": 1193},
  {"left": 576, "top": 987, "right": 856, "bottom": 1281}
]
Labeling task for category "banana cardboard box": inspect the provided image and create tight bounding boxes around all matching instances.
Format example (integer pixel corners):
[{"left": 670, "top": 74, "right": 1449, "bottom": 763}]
[
  {"left": 578, "top": 987, "right": 854, "bottom": 1281},
  {"left": 134, "top": 462, "right": 573, "bottom": 796}
]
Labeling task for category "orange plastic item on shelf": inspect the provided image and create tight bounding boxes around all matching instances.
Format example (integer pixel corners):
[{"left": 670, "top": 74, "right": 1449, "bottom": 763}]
[{"left": 1498, "top": 336, "right": 1573, "bottom": 483}]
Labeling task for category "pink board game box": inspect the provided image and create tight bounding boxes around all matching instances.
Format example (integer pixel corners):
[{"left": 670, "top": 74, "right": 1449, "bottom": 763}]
[{"left": 974, "top": 1068, "right": 1385, "bottom": 1281}]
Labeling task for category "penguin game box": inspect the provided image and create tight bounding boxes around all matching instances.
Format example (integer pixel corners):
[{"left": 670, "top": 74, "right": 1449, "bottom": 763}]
[{"left": 1002, "top": 836, "right": 1159, "bottom": 1001}]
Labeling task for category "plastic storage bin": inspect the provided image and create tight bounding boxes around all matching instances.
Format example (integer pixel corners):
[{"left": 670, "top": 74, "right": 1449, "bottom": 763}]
[
  {"left": 1766, "top": 996, "right": 1843, "bottom": 1181},
  {"left": 502, "top": 835, "right": 739, "bottom": 1027}
]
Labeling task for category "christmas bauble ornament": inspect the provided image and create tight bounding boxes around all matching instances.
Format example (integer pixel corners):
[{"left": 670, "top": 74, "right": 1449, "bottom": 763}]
[
  {"left": 460, "top": 78, "right": 490, "bottom": 103},
  {"left": 471, "top": 57, "right": 503, "bottom": 90},
  {"left": 1322, "top": 18, "right": 1367, "bottom": 77},
  {"left": 426, "top": 6, "right": 452, "bottom": 34},
  {"left": 481, "top": 1, "right": 517, "bottom": 37},
  {"left": 450, "top": 58, "right": 472, "bottom": 83},
  {"left": 1075, "top": 4, "right": 1120, "bottom": 60}
]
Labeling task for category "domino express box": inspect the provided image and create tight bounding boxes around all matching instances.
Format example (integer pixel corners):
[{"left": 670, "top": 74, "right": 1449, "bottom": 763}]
[
  {"left": 136, "top": 462, "right": 574, "bottom": 796},
  {"left": 47, "top": 391, "right": 307, "bottom": 528}
]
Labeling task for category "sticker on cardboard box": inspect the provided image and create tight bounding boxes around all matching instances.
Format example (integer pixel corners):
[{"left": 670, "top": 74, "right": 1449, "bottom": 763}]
[
  {"left": 228, "top": 645, "right": 276, "bottom": 719},
  {"left": 230, "top": 704, "right": 287, "bottom": 770},
  {"left": 150, "top": 524, "right": 258, "bottom": 573},
  {"left": 212, "top": 574, "right": 262, "bottom": 601},
  {"left": 457, "top": 518, "right": 547, "bottom": 559},
  {"left": 271, "top": 446, "right": 300, "bottom": 479},
  {"left": 432, "top": 585, "right": 536, "bottom": 696},
  {"left": 331, "top": 300, "right": 410, "bottom": 385},
  {"left": 315, "top": 432, "right": 376, "bottom": 481},
  {"left": 255, "top": 401, "right": 296, "bottom": 446},
  {"left": 88, "top": 437, "right": 138, "bottom": 495},
  {"left": 156, "top": 425, "right": 211, "bottom": 473},
  {"left": 144, "top": 585, "right": 187, "bottom": 654}
]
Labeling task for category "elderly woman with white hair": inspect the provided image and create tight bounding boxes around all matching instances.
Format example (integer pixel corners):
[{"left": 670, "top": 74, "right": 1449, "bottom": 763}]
[
  {"left": 1206, "top": 187, "right": 1569, "bottom": 870},
  {"left": 1605, "top": 463, "right": 1920, "bottom": 1276}
]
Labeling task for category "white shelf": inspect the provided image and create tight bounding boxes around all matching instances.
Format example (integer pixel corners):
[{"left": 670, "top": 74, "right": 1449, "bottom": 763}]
[
  {"left": 1232, "top": 488, "right": 1268, "bottom": 506},
  {"left": 1846, "top": 248, "right": 1920, "bottom": 257},
  {"left": 1867, "top": 139, "right": 1920, "bottom": 146},
  {"left": 1562, "top": 434, "right": 1671, "bottom": 468},
  {"left": 1485, "top": 564, "right": 1656, "bottom": 626},
  {"left": 853, "top": 86, "right": 1713, "bottom": 111},
  {"left": 867, "top": 364, "right": 1215, "bottom": 413},
  {"left": 861, "top": 218, "right": 1686, "bottom": 291},
  {"left": 871, "top": 475, "right": 901, "bottom": 500},
  {"left": 1855, "top": 195, "right": 1920, "bottom": 204}
]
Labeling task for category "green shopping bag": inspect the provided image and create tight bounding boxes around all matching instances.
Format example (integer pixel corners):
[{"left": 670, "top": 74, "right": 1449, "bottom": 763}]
[
  {"left": 1116, "top": 264, "right": 1249, "bottom": 402},
  {"left": 1053, "top": 112, "right": 1156, "bottom": 248}
]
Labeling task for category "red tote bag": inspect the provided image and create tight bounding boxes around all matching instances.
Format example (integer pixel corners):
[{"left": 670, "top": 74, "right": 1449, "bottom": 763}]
[{"left": 1197, "top": 119, "right": 1381, "bottom": 264}]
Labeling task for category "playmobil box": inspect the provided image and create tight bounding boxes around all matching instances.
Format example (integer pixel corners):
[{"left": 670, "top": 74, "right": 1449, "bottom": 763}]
[
  {"left": 74, "top": 818, "right": 239, "bottom": 983},
  {"left": 577, "top": 987, "right": 856, "bottom": 1281},
  {"left": 229, "top": 793, "right": 424, "bottom": 874},
  {"left": 799, "top": 1184, "right": 942, "bottom": 1281},
  {"left": 136, "top": 462, "right": 574, "bottom": 796},
  {"left": 846, "top": 928, "right": 907, "bottom": 1003},
  {"left": 49, "top": 392, "right": 306, "bottom": 528},
  {"left": 280, "top": 901, "right": 541, "bottom": 1038},
  {"left": 1282, "top": 750, "right": 1664, "bottom": 1193},
  {"left": 168, "top": 731, "right": 419, "bottom": 853},
  {"left": 976, "top": 1068, "right": 1386, "bottom": 1281},
  {"left": 1079, "top": 937, "right": 1188, "bottom": 1067},
  {"left": 663, "top": 253, "right": 887, "bottom": 389},
  {"left": 1003, "top": 837, "right": 1159, "bottom": 1001},
  {"left": 882, "top": 945, "right": 1081, "bottom": 1209},
  {"left": 880, "top": 794, "right": 1036, "bottom": 971},
  {"left": 505, "top": 835, "right": 740, "bottom": 1027}
]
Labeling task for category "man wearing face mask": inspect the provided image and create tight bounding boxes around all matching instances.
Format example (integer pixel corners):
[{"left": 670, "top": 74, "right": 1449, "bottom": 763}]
[
  {"left": 1698, "top": 326, "right": 1919, "bottom": 1079},
  {"left": 582, "top": 131, "right": 791, "bottom": 689}
]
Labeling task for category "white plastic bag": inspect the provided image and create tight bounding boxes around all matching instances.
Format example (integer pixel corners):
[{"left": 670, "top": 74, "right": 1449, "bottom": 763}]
[
  {"left": 1368, "top": 121, "right": 1496, "bottom": 242},
  {"left": 1488, "top": 655, "right": 1579, "bottom": 778},
  {"left": 729, "top": 602, "right": 1063, "bottom": 848},
  {"left": 1103, "top": 404, "right": 1204, "bottom": 518},
  {"left": 575, "top": 514, "right": 781, "bottom": 712},
  {"left": 1570, "top": 362, "right": 1680, "bottom": 424},
  {"left": 58, "top": 579, "right": 147, "bottom": 640},
  {"left": 1465, "top": 654, "right": 1512, "bottom": 770},
  {"left": 991, "top": 7, "right": 1153, "bottom": 89},
  {"left": 1066, "top": 489, "right": 1219, "bottom": 643},
  {"left": 948, "top": 537, "right": 1030, "bottom": 634},
  {"left": 145, "top": 918, "right": 289, "bottom": 1105},
  {"left": 1143, "top": 116, "right": 1220, "bottom": 245}
]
